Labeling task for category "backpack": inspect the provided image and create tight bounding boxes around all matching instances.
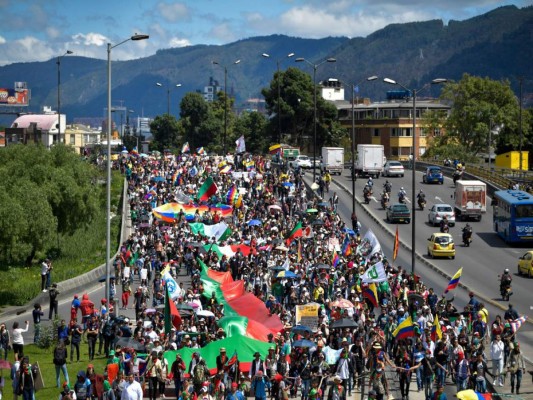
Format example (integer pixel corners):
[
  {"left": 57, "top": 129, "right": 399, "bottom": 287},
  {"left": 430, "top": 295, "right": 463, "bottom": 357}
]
[
  {"left": 193, "top": 364, "right": 206, "bottom": 383},
  {"left": 54, "top": 347, "right": 66, "bottom": 366}
]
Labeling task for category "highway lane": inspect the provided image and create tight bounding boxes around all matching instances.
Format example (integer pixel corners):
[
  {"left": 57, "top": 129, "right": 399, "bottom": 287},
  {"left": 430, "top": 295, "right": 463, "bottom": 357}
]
[{"left": 303, "top": 171, "right": 533, "bottom": 362}]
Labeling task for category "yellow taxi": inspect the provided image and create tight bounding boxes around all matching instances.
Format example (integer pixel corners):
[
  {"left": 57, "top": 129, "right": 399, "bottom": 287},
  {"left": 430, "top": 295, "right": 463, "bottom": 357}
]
[
  {"left": 517, "top": 250, "right": 533, "bottom": 278},
  {"left": 427, "top": 233, "right": 455, "bottom": 259}
]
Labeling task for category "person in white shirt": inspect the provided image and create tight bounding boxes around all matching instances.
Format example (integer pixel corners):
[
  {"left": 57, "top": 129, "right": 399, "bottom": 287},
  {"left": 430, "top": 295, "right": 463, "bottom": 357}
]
[
  {"left": 490, "top": 335, "right": 505, "bottom": 386},
  {"left": 121, "top": 373, "right": 143, "bottom": 399},
  {"left": 11, "top": 321, "right": 29, "bottom": 357}
]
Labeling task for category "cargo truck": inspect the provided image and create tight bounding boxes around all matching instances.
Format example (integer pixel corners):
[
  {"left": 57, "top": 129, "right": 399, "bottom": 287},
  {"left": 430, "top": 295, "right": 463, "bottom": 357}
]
[
  {"left": 453, "top": 180, "right": 487, "bottom": 221},
  {"left": 353, "top": 144, "right": 385, "bottom": 178},
  {"left": 321, "top": 147, "right": 344, "bottom": 175}
]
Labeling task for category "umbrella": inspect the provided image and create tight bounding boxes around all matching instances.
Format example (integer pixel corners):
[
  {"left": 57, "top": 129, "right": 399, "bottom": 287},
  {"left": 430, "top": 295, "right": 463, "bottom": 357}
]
[
  {"left": 306, "top": 208, "right": 318, "bottom": 213},
  {"left": 330, "top": 299, "right": 355, "bottom": 309},
  {"left": 187, "top": 302, "right": 200, "bottom": 309},
  {"left": 276, "top": 270, "right": 298, "bottom": 279},
  {"left": 311, "top": 220, "right": 324, "bottom": 226},
  {"left": 247, "top": 219, "right": 262, "bottom": 226},
  {"left": 98, "top": 275, "right": 116, "bottom": 283},
  {"left": 268, "top": 205, "right": 282, "bottom": 211},
  {"left": 312, "top": 263, "right": 329, "bottom": 270},
  {"left": 151, "top": 176, "right": 166, "bottom": 182},
  {"left": 282, "top": 182, "right": 294, "bottom": 187},
  {"left": 456, "top": 390, "right": 492, "bottom": 400},
  {"left": 330, "top": 318, "right": 359, "bottom": 329},
  {"left": 0, "top": 359, "right": 11, "bottom": 369},
  {"left": 196, "top": 310, "right": 215, "bottom": 317},
  {"left": 145, "top": 308, "right": 157, "bottom": 315},
  {"left": 186, "top": 242, "right": 204, "bottom": 248},
  {"left": 177, "top": 304, "right": 194, "bottom": 311},
  {"left": 114, "top": 337, "right": 146, "bottom": 352},
  {"left": 407, "top": 293, "right": 425, "bottom": 307},
  {"left": 318, "top": 202, "right": 330, "bottom": 207},
  {"left": 275, "top": 245, "right": 289, "bottom": 251},
  {"left": 270, "top": 265, "right": 286, "bottom": 272},
  {"left": 292, "top": 339, "right": 316, "bottom": 348},
  {"left": 292, "top": 325, "right": 313, "bottom": 335}
]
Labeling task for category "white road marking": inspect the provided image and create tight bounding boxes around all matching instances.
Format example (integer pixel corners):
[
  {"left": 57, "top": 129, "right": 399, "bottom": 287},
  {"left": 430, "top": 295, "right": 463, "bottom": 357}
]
[{"left": 435, "top": 196, "right": 443, "bottom": 203}]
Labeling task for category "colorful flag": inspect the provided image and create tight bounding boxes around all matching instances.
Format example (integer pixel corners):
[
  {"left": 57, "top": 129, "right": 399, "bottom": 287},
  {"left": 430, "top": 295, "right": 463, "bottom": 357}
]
[
  {"left": 281, "top": 257, "right": 290, "bottom": 271},
  {"left": 269, "top": 144, "right": 281, "bottom": 154},
  {"left": 181, "top": 142, "right": 190, "bottom": 154},
  {"left": 130, "top": 147, "right": 139, "bottom": 156},
  {"left": 245, "top": 160, "right": 255, "bottom": 171},
  {"left": 235, "top": 136, "right": 246, "bottom": 153},
  {"left": 189, "top": 166, "right": 198, "bottom": 177},
  {"left": 360, "top": 262, "right": 387, "bottom": 283},
  {"left": 189, "top": 222, "right": 232, "bottom": 242},
  {"left": 393, "top": 225, "right": 400, "bottom": 261},
  {"left": 220, "top": 165, "right": 232, "bottom": 174},
  {"left": 234, "top": 195, "right": 243, "bottom": 209},
  {"left": 225, "top": 350, "right": 238, "bottom": 367},
  {"left": 431, "top": 314, "right": 443, "bottom": 341},
  {"left": 341, "top": 236, "right": 351, "bottom": 256},
  {"left": 226, "top": 186, "right": 238, "bottom": 205},
  {"left": 362, "top": 283, "right": 379, "bottom": 307},
  {"left": 197, "top": 147, "right": 205, "bottom": 155},
  {"left": 164, "top": 286, "right": 182, "bottom": 334},
  {"left": 198, "top": 176, "right": 218, "bottom": 201},
  {"left": 285, "top": 221, "right": 303, "bottom": 245},
  {"left": 510, "top": 316, "right": 528, "bottom": 333},
  {"left": 332, "top": 250, "right": 340, "bottom": 267},
  {"left": 393, "top": 316, "right": 415, "bottom": 339},
  {"left": 444, "top": 267, "right": 463, "bottom": 294}
]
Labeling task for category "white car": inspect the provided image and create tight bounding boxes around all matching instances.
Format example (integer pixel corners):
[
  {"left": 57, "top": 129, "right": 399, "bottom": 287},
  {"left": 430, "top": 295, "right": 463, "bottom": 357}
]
[
  {"left": 428, "top": 204, "right": 456, "bottom": 226},
  {"left": 289, "top": 155, "right": 312, "bottom": 169},
  {"left": 383, "top": 161, "right": 405, "bottom": 177}
]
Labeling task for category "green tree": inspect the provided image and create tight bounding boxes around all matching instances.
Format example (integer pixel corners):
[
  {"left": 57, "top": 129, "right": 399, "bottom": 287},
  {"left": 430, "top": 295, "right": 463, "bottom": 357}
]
[
  {"left": 440, "top": 73, "right": 529, "bottom": 155},
  {"left": 179, "top": 92, "right": 210, "bottom": 149},
  {"left": 233, "top": 111, "right": 269, "bottom": 154},
  {"left": 150, "top": 114, "right": 180, "bottom": 151}
]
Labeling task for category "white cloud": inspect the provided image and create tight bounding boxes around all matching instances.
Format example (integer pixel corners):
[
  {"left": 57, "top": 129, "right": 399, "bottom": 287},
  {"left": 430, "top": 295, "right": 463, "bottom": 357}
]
[
  {"left": 169, "top": 37, "right": 191, "bottom": 47},
  {"left": 71, "top": 32, "right": 108, "bottom": 47},
  {"left": 0, "top": 36, "right": 6, "bottom": 44},
  {"left": 46, "top": 27, "right": 61, "bottom": 40},
  {"left": 157, "top": 2, "right": 191, "bottom": 23}
]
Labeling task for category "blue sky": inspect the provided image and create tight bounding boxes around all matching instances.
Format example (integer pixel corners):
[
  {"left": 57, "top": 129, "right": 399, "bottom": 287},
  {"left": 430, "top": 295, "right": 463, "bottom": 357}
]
[{"left": 0, "top": 0, "right": 529, "bottom": 66}]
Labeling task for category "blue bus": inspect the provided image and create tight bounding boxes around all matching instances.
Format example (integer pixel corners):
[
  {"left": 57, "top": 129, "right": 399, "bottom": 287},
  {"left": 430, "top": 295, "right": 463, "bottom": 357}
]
[{"left": 493, "top": 190, "right": 533, "bottom": 243}]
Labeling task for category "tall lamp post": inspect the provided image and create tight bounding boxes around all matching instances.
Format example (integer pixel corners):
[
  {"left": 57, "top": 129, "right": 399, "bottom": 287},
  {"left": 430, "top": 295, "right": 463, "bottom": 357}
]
[
  {"left": 383, "top": 77, "right": 447, "bottom": 275},
  {"left": 106, "top": 33, "right": 149, "bottom": 303},
  {"left": 295, "top": 57, "right": 336, "bottom": 182},
  {"left": 261, "top": 52, "right": 295, "bottom": 143},
  {"left": 57, "top": 50, "right": 73, "bottom": 144},
  {"left": 349, "top": 76, "right": 378, "bottom": 214},
  {"left": 155, "top": 82, "right": 182, "bottom": 115},
  {"left": 212, "top": 59, "right": 241, "bottom": 155}
]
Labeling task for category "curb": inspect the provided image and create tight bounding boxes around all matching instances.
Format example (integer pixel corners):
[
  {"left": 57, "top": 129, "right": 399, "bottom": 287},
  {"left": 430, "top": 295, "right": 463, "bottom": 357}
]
[{"left": 0, "top": 178, "right": 130, "bottom": 320}]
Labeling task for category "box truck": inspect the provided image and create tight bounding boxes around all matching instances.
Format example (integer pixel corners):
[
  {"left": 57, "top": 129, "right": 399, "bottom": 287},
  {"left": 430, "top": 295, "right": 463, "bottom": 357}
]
[
  {"left": 453, "top": 180, "right": 487, "bottom": 221},
  {"left": 321, "top": 147, "right": 344, "bottom": 175},
  {"left": 353, "top": 144, "right": 385, "bottom": 178}
]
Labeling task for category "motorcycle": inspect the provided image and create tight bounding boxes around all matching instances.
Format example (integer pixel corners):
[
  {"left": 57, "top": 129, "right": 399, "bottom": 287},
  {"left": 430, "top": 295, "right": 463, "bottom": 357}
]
[
  {"left": 499, "top": 279, "right": 513, "bottom": 301},
  {"left": 418, "top": 198, "right": 426, "bottom": 211},
  {"left": 440, "top": 222, "right": 449, "bottom": 233},
  {"left": 381, "top": 196, "right": 389, "bottom": 210},
  {"left": 453, "top": 170, "right": 463, "bottom": 186},
  {"left": 383, "top": 183, "right": 392, "bottom": 194},
  {"left": 399, "top": 193, "right": 406, "bottom": 204},
  {"left": 462, "top": 229, "right": 472, "bottom": 247},
  {"left": 364, "top": 190, "right": 372, "bottom": 204}
]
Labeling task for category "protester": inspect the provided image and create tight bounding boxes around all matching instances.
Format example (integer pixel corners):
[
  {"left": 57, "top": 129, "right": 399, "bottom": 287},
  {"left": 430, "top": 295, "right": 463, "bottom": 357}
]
[
  {"left": 11, "top": 321, "right": 29, "bottom": 357},
  {"left": 53, "top": 340, "right": 69, "bottom": 388}
]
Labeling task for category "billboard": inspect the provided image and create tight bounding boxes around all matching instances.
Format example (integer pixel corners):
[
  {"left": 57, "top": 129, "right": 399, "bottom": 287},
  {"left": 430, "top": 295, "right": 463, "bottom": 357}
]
[{"left": 0, "top": 83, "right": 30, "bottom": 106}]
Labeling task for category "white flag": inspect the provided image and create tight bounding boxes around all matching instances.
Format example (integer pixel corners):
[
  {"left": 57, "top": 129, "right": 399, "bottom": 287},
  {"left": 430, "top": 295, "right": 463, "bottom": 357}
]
[
  {"left": 203, "top": 221, "right": 232, "bottom": 242},
  {"left": 360, "top": 261, "right": 387, "bottom": 283},
  {"left": 163, "top": 271, "right": 180, "bottom": 299},
  {"left": 357, "top": 229, "right": 382, "bottom": 259},
  {"left": 235, "top": 135, "right": 246, "bottom": 153},
  {"left": 282, "top": 257, "right": 290, "bottom": 271}
]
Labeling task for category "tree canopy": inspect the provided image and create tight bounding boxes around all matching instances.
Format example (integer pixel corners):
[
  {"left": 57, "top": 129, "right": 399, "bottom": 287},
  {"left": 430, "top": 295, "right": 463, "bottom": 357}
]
[{"left": 0, "top": 144, "right": 100, "bottom": 265}]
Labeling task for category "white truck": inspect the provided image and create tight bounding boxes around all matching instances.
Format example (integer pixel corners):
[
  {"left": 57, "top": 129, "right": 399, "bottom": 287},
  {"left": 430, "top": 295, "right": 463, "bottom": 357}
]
[
  {"left": 453, "top": 180, "right": 487, "bottom": 221},
  {"left": 321, "top": 147, "right": 344, "bottom": 175},
  {"left": 353, "top": 144, "right": 385, "bottom": 178}
]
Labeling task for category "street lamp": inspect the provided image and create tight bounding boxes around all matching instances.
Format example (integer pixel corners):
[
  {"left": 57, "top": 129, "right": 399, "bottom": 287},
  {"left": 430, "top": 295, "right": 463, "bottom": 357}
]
[
  {"left": 57, "top": 50, "right": 73, "bottom": 144},
  {"left": 155, "top": 82, "right": 182, "bottom": 116},
  {"left": 212, "top": 59, "right": 241, "bottom": 155},
  {"left": 349, "top": 76, "right": 378, "bottom": 214},
  {"left": 261, "top": 52, "right": 295, "bottom": 143},
  {"left": 106, "top": 33, "right": 149, "bottom": 303},
  {"left": 295, "top": 57, "right": 336, "bottom": 182},
  {"left": 383, "top": 77, "right": 447, "bottom": 275}
]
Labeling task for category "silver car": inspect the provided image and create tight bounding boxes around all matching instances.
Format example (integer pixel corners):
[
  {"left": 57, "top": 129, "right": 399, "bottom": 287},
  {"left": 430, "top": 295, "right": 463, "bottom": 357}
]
[
  {"left": 383, "top": 161, "right": 405, "bottom": 177},
  {"left": 428, "top": 204, "right": 456, "bottom": 226}
]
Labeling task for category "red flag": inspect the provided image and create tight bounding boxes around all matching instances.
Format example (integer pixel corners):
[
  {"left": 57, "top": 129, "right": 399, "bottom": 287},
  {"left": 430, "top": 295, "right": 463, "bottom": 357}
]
[
  {"left": 393, "top": 225, "right": 399, "bottom": 261},
  {"left": 165, "top": 287, "right": 182, "bottom": 334},
  {"left": 225, "top": 350, "right": 238, "bottom": 367}
]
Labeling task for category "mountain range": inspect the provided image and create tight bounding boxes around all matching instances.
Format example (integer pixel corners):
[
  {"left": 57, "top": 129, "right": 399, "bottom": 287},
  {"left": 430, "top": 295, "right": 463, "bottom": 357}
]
[{"left": 0, "top": 4, "right": 531, "bottom": 126}]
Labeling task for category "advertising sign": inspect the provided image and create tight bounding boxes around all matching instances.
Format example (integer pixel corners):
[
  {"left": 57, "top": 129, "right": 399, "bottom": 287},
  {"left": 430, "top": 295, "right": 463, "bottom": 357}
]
[
  {"left": 295, "top": 302, "right": 320, "bottom": 331},
  {"left": 0, "top": 88, "right": 30, "bottom": 106}
]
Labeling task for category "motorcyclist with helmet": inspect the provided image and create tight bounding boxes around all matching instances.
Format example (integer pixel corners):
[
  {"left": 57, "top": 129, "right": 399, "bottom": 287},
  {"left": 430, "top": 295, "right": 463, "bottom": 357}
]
[
  {"left": 363, "top": 184, "right": 373, "bottom": 204},
  {"left": 383, "top": 180, "right": 392, "bottom": 194},
  {"left": 381, "top": 190, "right": 390, "bottom": 209},
  {"left": 462, "top": 223, "right": 473, "bottom": 246},
  {"left": 500, "top": 268, "right": 513, "bottom": 300},
  {"left": 417, "top": 189, "right": 426, "bottom": 210},
  {"left": 398, "top": 187, "right": 406, "bottom": 203}
]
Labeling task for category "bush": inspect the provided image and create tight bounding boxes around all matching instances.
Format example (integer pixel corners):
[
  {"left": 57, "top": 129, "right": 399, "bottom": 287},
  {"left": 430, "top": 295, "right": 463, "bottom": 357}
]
[{"left": 36, "top": 317, "right": 60, "bottom": 349}]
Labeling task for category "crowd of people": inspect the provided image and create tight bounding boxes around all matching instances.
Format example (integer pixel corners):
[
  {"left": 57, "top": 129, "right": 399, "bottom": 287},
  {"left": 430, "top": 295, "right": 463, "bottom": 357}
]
[{"left": 1, "top": 149, "right": 529, "bottom": 400}]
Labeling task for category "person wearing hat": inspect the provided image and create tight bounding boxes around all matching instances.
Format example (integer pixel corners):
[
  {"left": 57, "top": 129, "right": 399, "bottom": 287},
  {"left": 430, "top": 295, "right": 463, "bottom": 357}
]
[
  {"left": 226, "top": 382, "right": 245, "bottom": 400},
  {"left": 334, "top": 347, "right": 351, "bottom": 399},
  {"left": 331, "top": 376, "right": 344, "bottom": 400},
  {"left": 251, "top": 370, "right": 269, "bottom": 400},
  {"left": 58, "top": 381, "right": 75, "bottom": 400},
  {"left": 249, "top": 352, "right": 266, "bottom": 379},
  {"left": 367, "top": 389, "right": 378, "bottom": 400},
  {"left": 171, "top": 353, "right": 186, "bottom": 399},
  {"left": 216, "top": 347, "right": 229, "bottom": 378}
]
